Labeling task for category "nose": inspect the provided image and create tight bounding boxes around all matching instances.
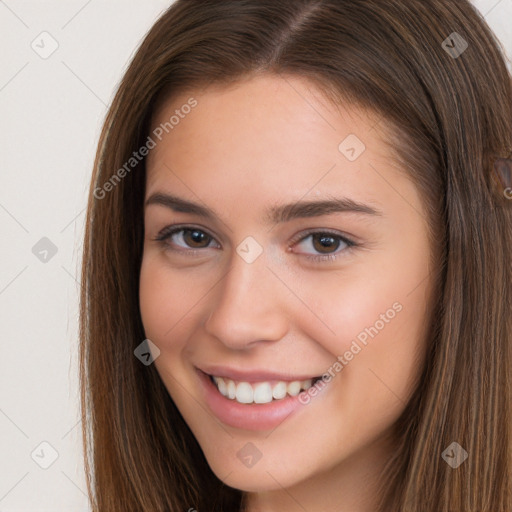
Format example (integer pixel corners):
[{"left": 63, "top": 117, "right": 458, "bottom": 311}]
[{"left": 203, "top": 248, "right": 289, "bottom": 350}]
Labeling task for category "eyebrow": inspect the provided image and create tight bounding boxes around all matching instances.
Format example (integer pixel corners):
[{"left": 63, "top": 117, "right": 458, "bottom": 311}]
[{"left": 145, "top": 192, "right": 382, "bottom": 224}]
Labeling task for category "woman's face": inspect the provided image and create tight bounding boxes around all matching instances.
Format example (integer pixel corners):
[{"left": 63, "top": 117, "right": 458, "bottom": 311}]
[{"left": 140, "top": 74, "right": 434, "bottom": 503}]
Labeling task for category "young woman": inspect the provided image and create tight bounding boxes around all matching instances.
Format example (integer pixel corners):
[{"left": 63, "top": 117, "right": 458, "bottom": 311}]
[{"left": 79, "top": 1, "right": 512, "bottom": 510}]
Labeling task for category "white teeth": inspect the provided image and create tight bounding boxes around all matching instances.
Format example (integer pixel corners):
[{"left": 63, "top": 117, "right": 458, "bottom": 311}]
[
  {"left": 287, "top": 381, "right": 301, "bottom": 396},
  {"left": 214, "top": 377, "right": 228, "bottom": 397},
  {"left": 301, "top": 379, "right": 313, "bottom": 390},
  {"left": 235, "top": 382, "right": 253, "bottom": 404},
  {"left": 227, "top": 379, "right": 236, "bottom": 399},
  {"left": 272, "top": 381, "right": 287, "bottom": 400},
  {"left": 253, "top": 382, "right": 273, "bottom": 404},
  {"left": 211, "top": 376, "right": 314, "bottom": 404}
]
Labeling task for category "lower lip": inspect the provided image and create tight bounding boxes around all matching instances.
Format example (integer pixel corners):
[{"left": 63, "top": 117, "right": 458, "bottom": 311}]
[{"left": 196, "top": 369, "right": 319, "bottom": 431}]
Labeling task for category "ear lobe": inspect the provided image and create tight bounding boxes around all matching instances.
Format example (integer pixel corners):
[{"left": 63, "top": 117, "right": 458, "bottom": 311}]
[{"left": 492, "top": 157, "right": 512, "bottom": 198}]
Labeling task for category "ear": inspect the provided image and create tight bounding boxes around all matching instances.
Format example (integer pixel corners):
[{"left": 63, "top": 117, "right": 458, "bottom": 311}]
[{"left": 492, "top": 157, "right": 512, "bottom": 199}]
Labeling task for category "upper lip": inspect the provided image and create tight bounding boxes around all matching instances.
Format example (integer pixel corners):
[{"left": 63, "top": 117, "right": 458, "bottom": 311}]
[{"left": 197, "top": 364, "right": 321, "bottom": 383}]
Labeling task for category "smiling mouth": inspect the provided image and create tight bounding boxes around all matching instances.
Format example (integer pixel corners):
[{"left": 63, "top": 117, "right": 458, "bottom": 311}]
[{"left": 208, "top": 374, "right": 322, "bottom": 404}]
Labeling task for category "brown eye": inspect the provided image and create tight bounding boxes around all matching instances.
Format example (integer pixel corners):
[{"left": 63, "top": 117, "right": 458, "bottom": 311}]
[
  {"left": 155, "top": 226, "right": 219, "bottom": 251},
  {"left": 182, "top": 229, "right": 212, "bottom": 248},
  {"left": 311, "top": 234, "right": 341, "bottom": 254},
  {"left": 292, "top": 230, "right": 356, "bottom": 262}
]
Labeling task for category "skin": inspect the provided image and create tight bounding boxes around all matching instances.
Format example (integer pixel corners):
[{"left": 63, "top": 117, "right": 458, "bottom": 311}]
[{"left": 139, "top": 74, "right": 435, "bottom": 512}]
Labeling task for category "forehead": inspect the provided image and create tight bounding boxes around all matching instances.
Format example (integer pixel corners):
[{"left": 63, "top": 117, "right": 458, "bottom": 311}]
[
  {"left": 147, "top": 75, "right": 388, "bottom": 161},
  {"left": 144, "top": 74, "right": 410, "bottom": 220}
]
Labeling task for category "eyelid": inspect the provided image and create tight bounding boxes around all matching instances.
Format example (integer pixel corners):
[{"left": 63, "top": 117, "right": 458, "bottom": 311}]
[{"left": 288, "top": 227, "right": 355, "bottom": 246}]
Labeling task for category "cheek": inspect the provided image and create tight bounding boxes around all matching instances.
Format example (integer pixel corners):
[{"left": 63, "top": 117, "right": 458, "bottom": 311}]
[
  {"left": 291, "top": 242, "right": 431, "bottom": 405},
  {"left": 289, "top": 270, "right": 427, "bottom": 359},
  {"left": 139, "top": 259, "right": 167, "bottom": 340},
  {"left": 139, "top": 253, "right": 226, "bottom": 379},
  {"left": 139, "top": 257, "right": 201, "bottom": 400},
  {"left": 139, "top": 255, "right": 191, "bottom": 346}
]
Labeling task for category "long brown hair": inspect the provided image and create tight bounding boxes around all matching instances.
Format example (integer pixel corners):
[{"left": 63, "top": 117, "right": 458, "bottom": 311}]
[{"left": 79, "top": 1, "right": 512, "bottom": 510}]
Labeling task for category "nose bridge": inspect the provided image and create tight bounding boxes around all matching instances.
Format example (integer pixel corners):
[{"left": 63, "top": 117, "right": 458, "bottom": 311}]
[{"left": 204, "top": 247, "right": 288, "bottom": 348}]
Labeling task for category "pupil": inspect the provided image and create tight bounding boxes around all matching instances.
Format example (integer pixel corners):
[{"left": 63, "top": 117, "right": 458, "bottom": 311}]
[
  {"left": 186, "top": 229, "right": 208, "bottom": 247},
  {"left": 313, "top": 234, "right": 339, "bottom": 253}
]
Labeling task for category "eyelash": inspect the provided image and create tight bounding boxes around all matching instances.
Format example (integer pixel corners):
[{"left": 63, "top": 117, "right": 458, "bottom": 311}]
[{"left": 153, "top": 225, "right": 358, "bottom": 263}]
